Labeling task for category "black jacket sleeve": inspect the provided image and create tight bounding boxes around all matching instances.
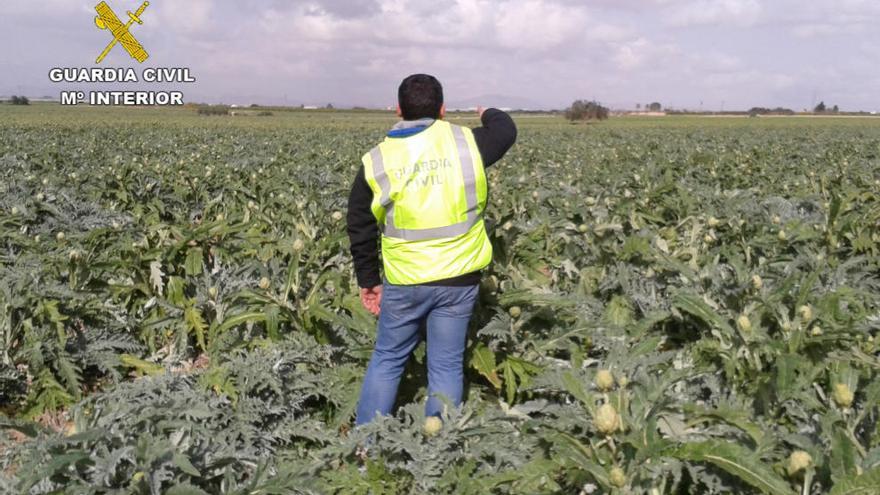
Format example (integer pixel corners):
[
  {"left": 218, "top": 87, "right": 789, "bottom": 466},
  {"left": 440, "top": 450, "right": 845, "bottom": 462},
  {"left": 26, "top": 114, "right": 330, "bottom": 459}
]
[
  {"left": 346, "top": 165, "right": 381, "bottom": 288},
  {"left": 472, "top": 108, "right": 517, "bottom": 167}
]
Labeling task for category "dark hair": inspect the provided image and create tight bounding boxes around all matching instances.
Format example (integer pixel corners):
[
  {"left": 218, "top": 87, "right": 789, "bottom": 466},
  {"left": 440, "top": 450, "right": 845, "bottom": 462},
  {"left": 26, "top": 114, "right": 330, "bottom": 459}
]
[{"left": 398, "top": 74, "right": 443, "bottom": 120}]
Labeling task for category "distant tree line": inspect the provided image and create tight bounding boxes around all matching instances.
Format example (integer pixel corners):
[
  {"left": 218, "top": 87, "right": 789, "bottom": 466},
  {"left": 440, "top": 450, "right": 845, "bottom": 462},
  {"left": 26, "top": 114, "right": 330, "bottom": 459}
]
[
  {"left": 7, "top": 95, "right": 29, "bottom": 105},
  {"left": 565, "top": 100, "right": 609, "bottom": 121},
  {"left": 634, "top": 102, "right": 663, "bottom": 112},
  {"left": 748, "top": 107, "right": 795, "bottom": 117},
  {"left": 813, "top": 101, "right": 839, "bottom": 114},
  {"left": 196, "top": 104, "right": 230, "bottom": 116}
]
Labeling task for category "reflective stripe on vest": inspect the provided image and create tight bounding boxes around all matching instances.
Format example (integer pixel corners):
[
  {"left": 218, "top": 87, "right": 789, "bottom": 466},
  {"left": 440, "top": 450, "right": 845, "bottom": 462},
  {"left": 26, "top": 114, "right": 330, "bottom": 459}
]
[{"left": 369, "top": 125, "right": 480, "bottom": 241}]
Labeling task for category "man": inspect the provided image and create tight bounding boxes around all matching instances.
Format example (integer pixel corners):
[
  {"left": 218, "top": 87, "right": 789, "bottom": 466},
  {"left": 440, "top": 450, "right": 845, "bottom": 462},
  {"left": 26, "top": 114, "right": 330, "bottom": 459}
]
[{"left": 347, "top": 74, "right": 516, "bottom": 425}]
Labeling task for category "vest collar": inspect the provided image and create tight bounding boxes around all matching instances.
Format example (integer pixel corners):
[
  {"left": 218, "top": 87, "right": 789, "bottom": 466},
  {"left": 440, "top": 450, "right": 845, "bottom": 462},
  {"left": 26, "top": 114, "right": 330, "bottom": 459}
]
[
  {"left": 391, "top": 118, "right": 435, "bottom": 130},
  {"left": 388, "top": 118, "right": 436, "bottom": 138}
]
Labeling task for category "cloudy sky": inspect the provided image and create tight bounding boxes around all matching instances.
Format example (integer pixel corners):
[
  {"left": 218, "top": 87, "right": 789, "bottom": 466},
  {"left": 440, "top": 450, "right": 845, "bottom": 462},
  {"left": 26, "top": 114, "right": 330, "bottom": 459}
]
[{"left": 2, "top": 0, "right": 878, "bottom": 110}]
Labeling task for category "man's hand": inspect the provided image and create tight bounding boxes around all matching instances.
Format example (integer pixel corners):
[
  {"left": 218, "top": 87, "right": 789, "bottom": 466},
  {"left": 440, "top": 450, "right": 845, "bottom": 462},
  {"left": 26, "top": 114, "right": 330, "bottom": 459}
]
[
  {"left": 360, "top": 285, "right": 383, "bottom": 316},
  {"left": 477, "top": 106, "right": 486, "bottom": 119}
]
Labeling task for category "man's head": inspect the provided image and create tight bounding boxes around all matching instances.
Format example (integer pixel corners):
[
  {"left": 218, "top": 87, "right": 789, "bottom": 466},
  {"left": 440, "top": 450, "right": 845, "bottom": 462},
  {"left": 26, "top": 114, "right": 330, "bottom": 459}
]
[{"left": 397, "top": 74, "right": 445, "bottom": 120}]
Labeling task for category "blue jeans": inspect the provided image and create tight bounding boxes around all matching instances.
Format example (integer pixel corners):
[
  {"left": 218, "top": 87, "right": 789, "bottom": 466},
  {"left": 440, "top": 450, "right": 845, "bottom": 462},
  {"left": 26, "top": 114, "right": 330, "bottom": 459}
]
[{"left": 355, "top": 283, "right": 478, "bottom": 425}]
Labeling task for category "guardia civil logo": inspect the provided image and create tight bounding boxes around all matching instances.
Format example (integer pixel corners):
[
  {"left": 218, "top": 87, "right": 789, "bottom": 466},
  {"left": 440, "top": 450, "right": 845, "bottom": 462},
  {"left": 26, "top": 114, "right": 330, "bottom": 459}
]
[
  {"left": 94, "top": 1, "right": 150, "bottom": 64},
  {"left": 49, "top": 0, "right": 192, "bottom": 107}
]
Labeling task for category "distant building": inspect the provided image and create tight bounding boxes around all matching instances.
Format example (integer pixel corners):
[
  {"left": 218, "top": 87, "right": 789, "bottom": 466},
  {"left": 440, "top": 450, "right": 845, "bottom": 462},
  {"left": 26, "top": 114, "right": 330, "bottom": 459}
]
[{"left": 626, "top": 111, "right": 667, "bottom": 117}]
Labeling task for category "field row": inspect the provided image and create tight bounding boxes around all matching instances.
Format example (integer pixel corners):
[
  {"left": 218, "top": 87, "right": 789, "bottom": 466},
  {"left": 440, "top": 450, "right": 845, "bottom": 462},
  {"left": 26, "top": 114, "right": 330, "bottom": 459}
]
[{"left": 1, "top": 110, "right": 878, "bottom": 493}]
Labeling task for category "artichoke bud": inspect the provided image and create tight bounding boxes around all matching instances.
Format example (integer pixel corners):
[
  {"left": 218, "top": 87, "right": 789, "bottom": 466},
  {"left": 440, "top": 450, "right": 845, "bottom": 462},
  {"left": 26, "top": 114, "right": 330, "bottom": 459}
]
[
  {"left": 786, "top": 450, "right": 812, "bottom": 476},
  {"left": 751, "top": 274, "right": 763, "bottom": 290},
  {"left": 736, "top": 314, "right": 752, "bottom": 333},
  {"left": 798, "top": 305, "right": 813, "bottom": 321},
  {"left": 595, "top": 369, "right": 615, "bottom": 391},
  {"left": 594, "top": 403, "right": 620, "bottom": 435},
  {"left": 423, "top": 416, "right": 442, "bottom": 436},
  {"left": 609, "top": 466, "right": 626, "bottom": 488},
  {"left": 832, "top": 383, "right": 854, "bottom": 408}
]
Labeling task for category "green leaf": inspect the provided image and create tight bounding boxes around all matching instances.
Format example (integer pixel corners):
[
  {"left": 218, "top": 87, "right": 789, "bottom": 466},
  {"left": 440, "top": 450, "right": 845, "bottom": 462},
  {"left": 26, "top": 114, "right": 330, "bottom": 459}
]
[
  {"left": 619, "top": 234, "right": 651, "bottom": 261},
  {"left": 184, "top": 247, "right": 203, "bottom": 276},
  {"left": 470, "top": 343, "right": 501, "bottom": 389},
  {"left": 830, "top": 425, "right": 859, "bottom": 481},
  {"left": 491, "top": 458, "right": 562, "bottom": 492},
  {"left": 496, "top": 288, "right": 577, "bottom": 308},
  {"left": 551, "top": 432, "right": 609, "bottom": 486},
  {"left": 167, "top": 276, "right": 186, "bottom": 306},
  {"left": 499, "top": 356, "right": 542, "bottom": 404},
  {"left": 501, "top": 359, "right": 517, "bottom": 404},
  {"left": 166, "top": 482, "right": 211, "bottom": 495},
  {"left": 265, "top": 304, "right": 280, "bottom": 341},
  {"left": 795, "top": 272, "right": 819, "bottom": 308},
  {"left": 215, "top": 311, "right": 267, "bottom": 334},
  {"left": 667, "top": 441, "right": 794, "bottom": 495},
  {"left": 829, "top": 467, "right": 880, "bottom": 495},
  {"left": 560, "top": 371, "right": 594, "bottom": 413},
  {"left": 198, "top": 365, "right": 238, "bottom": 403},
  {"left": 507, "top": 356, "right": 542, "bottom": 377},
  {"left": 0, "top": 415, "right": 45, "bottom": 437},
  {"left": 774, "top": 354, "right": 799, "bottom": 401},
  {"left": 24, "top": 369, "right": 74, "bottom": 419},
  {"left": 862, "top": 380, "right": 880, "bottom": 412},
  {"left": 37, "top": 299, "right": 68, "bottom": 346},
  {"left": 119, "top": 354, "right": 165, "bottom": 376},
  {"left": 185, "top": 305, "right": 207, "bottom": 352},
  {"left": 20, "top": 451, "right": 91, "bottom": 491},
  {"left": 605, "top": 295, "right": 633, "bottom": 326},
  {"left": 172, "top": 452, "right": 202, "bottom": 477},
  {"left": 55, "top": 351, "right": 83, "bottom": 398},
  {"left": 672, "top": 292, "right": 735, "bottom": 336},
  {"left": 682, "top": 403, "right": 766, "bottom": 445}
]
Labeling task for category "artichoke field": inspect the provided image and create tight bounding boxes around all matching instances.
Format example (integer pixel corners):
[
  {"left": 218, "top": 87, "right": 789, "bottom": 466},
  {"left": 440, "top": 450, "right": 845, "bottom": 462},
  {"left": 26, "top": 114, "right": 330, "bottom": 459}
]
[{"left": 1, "top": 108, "right": 879, "bottom": 494}]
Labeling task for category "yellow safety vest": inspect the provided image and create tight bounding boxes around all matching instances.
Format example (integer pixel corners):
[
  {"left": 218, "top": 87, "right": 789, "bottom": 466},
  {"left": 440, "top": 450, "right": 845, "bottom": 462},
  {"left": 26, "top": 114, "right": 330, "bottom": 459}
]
[{"left": 362, "top": 119, "right": 492, "bottom": 285}]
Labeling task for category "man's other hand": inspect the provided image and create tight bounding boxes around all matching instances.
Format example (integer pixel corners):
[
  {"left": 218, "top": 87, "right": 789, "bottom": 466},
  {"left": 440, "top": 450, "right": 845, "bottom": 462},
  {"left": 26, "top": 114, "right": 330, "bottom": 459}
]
[{"left": 360, "top": 285, "right": 383, "bottom": 316}]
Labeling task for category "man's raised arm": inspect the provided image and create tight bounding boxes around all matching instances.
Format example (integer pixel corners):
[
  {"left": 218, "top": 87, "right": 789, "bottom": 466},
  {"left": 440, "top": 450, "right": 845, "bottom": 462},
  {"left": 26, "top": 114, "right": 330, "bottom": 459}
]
[{"left": 472, "top": 107, "right": 517, "bottom": 167}]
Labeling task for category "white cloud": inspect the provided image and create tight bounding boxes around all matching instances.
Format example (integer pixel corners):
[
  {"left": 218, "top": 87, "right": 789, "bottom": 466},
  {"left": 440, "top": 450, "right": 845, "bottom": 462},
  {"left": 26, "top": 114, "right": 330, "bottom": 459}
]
[
  {"left": 2, "top": 0, "right": 879, "bottom": 110},
  {"left": 702, "top": 70, "right": 795, "bottom": 90},
  {"left": 688, "top": 52, "right": 742, "bottom": 72},
  {"left": 495, "top": 0, "right": 589, "bottom": 51},
  {"left": 664, "top": 0, "right": 763, "bottom": 27},
  {"left": 791, "top": 23, "right": 841, "bottom": 38},
  {"left": 3, "top": 0, "right": 88, "bottom": 16},
  {"left": 612, "top": 38, "right": 651, "bottom": 70},
  {"left": 152, "top": 0, "right": 213, "bottom": 34},
  {"left": 585, "top": 23, "right": 636, "bottom": 43},
  {"left": 611, "top": 38, "right": 679, "bottom": 71}
]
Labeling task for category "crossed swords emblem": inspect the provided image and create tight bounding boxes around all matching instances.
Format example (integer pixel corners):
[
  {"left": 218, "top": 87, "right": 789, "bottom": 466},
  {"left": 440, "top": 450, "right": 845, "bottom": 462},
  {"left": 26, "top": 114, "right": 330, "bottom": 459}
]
[{"left": 94, "top": 1, "right": 150, "bottom": 64}]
